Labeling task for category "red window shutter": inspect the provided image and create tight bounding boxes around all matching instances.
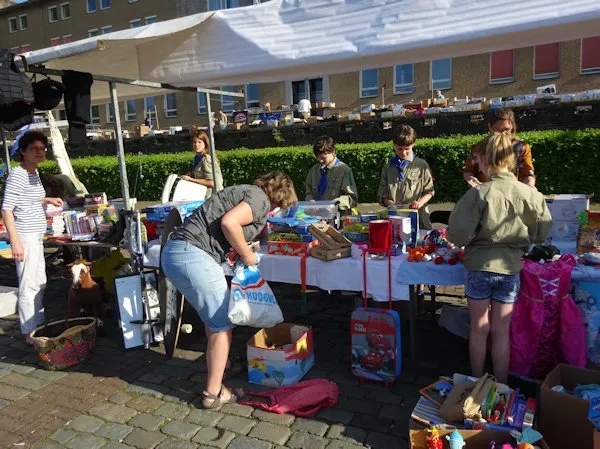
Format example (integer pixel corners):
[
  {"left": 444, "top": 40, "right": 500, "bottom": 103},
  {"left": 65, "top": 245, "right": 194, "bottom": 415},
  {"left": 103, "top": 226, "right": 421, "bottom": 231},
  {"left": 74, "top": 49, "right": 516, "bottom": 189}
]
[
  {"left": 582, "top": 36, "right": 600, "bottom": 73},
  {"left": 50, "top": 38, "right": 60, "bottom": 46},
  {"left": 534, "top": 43, "right": 559, "bottom": 77},
  {"left": 490, "top": 50, "right": 514, "bottom": 82}
]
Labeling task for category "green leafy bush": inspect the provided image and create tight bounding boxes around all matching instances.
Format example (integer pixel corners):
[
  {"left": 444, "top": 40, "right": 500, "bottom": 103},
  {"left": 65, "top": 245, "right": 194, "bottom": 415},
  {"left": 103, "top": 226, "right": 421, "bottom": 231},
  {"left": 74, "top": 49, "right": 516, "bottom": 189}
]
[{"left": 29, "top": 129, "right": 600, "bottom": 203}]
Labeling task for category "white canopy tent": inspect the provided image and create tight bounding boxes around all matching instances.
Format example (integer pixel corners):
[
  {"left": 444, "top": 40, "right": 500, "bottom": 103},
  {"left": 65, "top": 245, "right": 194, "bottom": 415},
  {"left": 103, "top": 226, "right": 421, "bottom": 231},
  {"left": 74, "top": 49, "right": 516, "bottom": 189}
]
[{"left": 22, "top": 0, "right": 600, "bottom": 88}]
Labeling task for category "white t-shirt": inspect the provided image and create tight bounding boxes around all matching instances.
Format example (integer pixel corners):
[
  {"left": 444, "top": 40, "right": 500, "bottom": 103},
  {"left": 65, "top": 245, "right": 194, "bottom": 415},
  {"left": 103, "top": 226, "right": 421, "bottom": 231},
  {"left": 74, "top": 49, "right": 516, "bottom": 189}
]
[
  {"left": 297, "top": 99, "right": 311, "bottom": 113},
  {"left": 1, "top": 166, "right": 47, "bottom": 234}
]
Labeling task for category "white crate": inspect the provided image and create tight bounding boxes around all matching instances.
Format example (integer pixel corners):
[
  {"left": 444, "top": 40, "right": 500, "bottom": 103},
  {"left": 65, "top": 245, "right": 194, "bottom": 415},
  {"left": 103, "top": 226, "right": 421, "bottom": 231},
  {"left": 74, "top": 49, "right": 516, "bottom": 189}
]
[{"left": 0, "top": 286, "right": 18, "bottom": 318}]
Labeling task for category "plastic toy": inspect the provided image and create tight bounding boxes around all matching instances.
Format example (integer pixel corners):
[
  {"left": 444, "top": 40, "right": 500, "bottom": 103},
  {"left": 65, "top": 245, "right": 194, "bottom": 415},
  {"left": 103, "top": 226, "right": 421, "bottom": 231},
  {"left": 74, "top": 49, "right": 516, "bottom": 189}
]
[
  {"left": 434, "top": 247, "right": 464, "bottom": 265},
  {"left": 446, "top": 430, "right": 466, "bottom": 449},
  {"left": 425, "top": 426, "right": 443, "bottom": 449}
]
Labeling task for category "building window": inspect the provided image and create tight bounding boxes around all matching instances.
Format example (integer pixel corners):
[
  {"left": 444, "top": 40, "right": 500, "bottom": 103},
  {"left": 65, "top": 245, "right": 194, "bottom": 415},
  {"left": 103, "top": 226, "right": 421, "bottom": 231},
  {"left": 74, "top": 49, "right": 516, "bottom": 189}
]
[
  {"left": 490, "top": 50, "right": 514, "bottom": 84},
  {"left": 197, "top": 92, "right": 207, "bottom": 114},
  {"left": 124, "top": 100, "right": 136, "bottom": 121},
  {"left": 18, "top": 14, "right": 28, "bottom": 30},
  {"left": 62, "top": 35, "right": 72, "bottom": 44},
  {"left": 130, "top": 19, "right": 142, "bottom": 28},
  {"left": 221, "top": 86, "right": 237, "bottom": 112},
  {"left": 101, "top": 25, "right": 112, "bottom": 34},
  {"left": 430, "top": 58, "right": 452, "bottom": 90},
  {"left": 87, "top": 0, "right": 96, "bottom": 13},
  {"left": 48, "top": 6, "right": 59, "bottom": 23},
  {"left": 88, "top": 28, "right": 99, "bottom": 37},
  {"left": 106, "top": 104, "right": 115, "bottom": 123},
  {"left": 581, "top": 36, "right": 600, "bottom": 75},
  {"left": 245, "top": 84, "right": 260, "bottom": 108},
  {"left": 20, "top": 44, "right": 31, "bottom": 53},
  {"left": 209, "top": 0, "right": 239, "bottom": 10},
  {"left": 394, "top": 64, "right": 414, "bottom": 94},
  {"left": 60, "top": 3, "right": 71, "bottom": 19},
  {"left": 164, "top": 93, "right": 177, "bottom": 118},
  {"left": 360, "top": 69, "right": 379, "bottom": 98},
  {"left": 129, "top": 0, "right": 139, "bottom": 2},
  {"left": 8, "top": 17, "right": 17, "bottom": 33},
  {"left": 90, "top": 105, "right": 100, "bottom": 125},
  {"left": 50, "top": 37, "right": 61, "bottom": 46},
  {"left": 145, "top": 16, "right": 157, "bottom": 25},
  {"left": 291, "top": 80, "right": 306, "bottom": 105},
  {"left": 533, "top": 43, "right": 559, "bottom": 80},
  {"left": 309, "top": 78, "right": 323, "bottom": 103},
  {"left": 101, "top": 0, "right": 110, "bottom": 10},
  {"left": 55, "top": 109, "right": 67, "bottom": 121},
  {"left": 144, "top": 97, "right": 157, "bottom": 119}
]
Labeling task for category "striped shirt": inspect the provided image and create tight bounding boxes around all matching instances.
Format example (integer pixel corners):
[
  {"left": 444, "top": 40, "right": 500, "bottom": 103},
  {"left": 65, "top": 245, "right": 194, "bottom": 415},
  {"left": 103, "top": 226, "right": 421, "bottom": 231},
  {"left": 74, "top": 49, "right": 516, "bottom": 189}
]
[{"left": 1, "top": 166, "right": 47, "bottom": 234}]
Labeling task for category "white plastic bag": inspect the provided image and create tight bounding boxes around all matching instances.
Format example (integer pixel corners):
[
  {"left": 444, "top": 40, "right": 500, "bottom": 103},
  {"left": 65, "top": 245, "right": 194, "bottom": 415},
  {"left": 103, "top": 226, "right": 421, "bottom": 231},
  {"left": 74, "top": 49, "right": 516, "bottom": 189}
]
[{"left": 228, "top": 264, "right": 284, "bottom": 328}]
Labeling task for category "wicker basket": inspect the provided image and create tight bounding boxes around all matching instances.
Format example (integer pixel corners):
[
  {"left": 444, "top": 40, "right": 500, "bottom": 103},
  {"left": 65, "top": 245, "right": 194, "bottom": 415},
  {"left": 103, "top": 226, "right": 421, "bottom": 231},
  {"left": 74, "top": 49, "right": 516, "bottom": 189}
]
[{"left": 30, "top": 317, "right": 96, "bottom": 371}]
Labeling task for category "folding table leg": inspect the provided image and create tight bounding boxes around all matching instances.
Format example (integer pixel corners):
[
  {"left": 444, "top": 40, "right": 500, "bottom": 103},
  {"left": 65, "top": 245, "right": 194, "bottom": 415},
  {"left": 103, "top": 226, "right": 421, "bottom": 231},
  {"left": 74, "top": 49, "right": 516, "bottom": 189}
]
[
  {"left": 300, "top": 255, "right": 308, "bottom": 315},
  {"left": 409, "top": 284, "right": 417, "bottom": 360}
]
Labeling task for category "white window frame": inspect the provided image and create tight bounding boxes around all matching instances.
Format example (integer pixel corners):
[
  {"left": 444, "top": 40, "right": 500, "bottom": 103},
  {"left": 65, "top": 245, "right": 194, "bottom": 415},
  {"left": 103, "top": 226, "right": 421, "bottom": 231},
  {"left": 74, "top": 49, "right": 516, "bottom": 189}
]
[
  {"left": 197, "top": 92, "right": 207, "bottom": 114},
  {"left": 430, "top": 59, "right": 452, "bottom": 90},
  {"left": 100, "top": 25, "right": 112, "bottom": 34},
  {"left": 144, "top": 97, "right": 157, "bottom": 119},
  {"left": 489, "top": 51, "right": 514, "bottom": 85},
  {"left": 130, "top": 18, "right": 142, "bottom": 28},
  {"left": 18, "top": 14, "right": 28, "bottom": 30},
  {"left": 393, "top": 64, "right": 414, "bottom": 95},
  {"left": 50, "top": 37, "right": 61, "bottom": 46},
  {"left": 60, "top": 2, "right": 71, "bottom": 20},
  {"left": 88, "top": 28, "right": 99, "bottom": 37},
  {"left": 48, "top": 6, "right": 59, "bottom": 23},
  {"left": 145, "top": 15, "right": 157, "bottom": 25},
  {"left": 62, "top": 34, "right": 73, "bottom": 44},
  {"left": 10, "top": 46, "right": 20, "bottom": 52},
  {"left": 124, "top": 100, "right": 136, "bottom": 122},
  {"left": 90, "top": 105, "right": 100, "bottom": 125},
  {"left": 245, "top": 84, "right": 260, "bottom": 108},
  {"left": 106, "top": 104, "right": 115, "bottom": 123},
  {"left": 100, "top": 0, "right": 111, "bottom": 10},
  {"left": 87, "top": 0, "right": 97, "bottom": 13},
  {"left": 164, "top": 93, "right": 177, "bottom": 118},
  {"left": 221, "top": 86, "right": 237, "bottom": 112},
  {"left": 8, "top": 17, "right": 17, "bottom": 33},
  {"left": 533, "top": 45, "right": 560, "bottom": 80},
  {"left": 359, "top": 69, "right": 379, "bottom": 98}
]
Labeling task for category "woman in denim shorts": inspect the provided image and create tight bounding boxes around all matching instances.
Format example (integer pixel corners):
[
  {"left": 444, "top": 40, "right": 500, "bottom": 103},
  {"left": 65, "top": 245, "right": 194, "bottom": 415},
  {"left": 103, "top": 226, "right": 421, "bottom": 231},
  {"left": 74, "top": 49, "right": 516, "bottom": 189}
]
[
  {"left": 448, "top": 133, "right": 552, "bottom": 383},
  {"left": 161, "top": 172, "right": 297, "bottom": 408}
]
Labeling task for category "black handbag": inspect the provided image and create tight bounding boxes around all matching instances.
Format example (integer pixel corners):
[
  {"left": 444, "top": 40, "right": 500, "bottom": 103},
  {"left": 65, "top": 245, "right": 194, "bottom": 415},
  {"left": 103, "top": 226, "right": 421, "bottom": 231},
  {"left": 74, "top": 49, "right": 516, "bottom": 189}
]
[{"left": 0, "top": 49, "right": 34, "bottom": 131}]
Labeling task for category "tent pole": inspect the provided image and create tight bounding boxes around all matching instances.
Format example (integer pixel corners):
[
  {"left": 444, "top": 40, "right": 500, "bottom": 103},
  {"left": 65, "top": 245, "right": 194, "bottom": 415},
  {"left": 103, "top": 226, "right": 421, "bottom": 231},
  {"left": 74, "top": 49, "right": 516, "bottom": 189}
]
[
  {"left": 2, "top": 128, "right": 10, "bottom": 174},
  {"left": 204, "top": 91, "right": 220, "bottom": 192},
  {"left": 108, "top": 82, "right": 132, "bottom": 210}
]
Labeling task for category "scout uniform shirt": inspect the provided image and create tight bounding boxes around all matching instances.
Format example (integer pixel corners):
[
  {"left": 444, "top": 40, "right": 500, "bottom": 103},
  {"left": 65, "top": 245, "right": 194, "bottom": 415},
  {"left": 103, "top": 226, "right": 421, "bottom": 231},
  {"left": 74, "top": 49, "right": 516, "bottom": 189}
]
[
  {"left": 447, "top": 172, "right": 552, "bottom": 275},
  {"left": 192, "top": 155, "right": 224, "bottom": 200},
  {"left": 305, "top": 158, "right": 358, "bottom": 211},
  {"left": 464, "top": 136, "right": 534, "bottom": 183},
  {"left": 377, "top": 156, "right": 435, "bottom": 229}
]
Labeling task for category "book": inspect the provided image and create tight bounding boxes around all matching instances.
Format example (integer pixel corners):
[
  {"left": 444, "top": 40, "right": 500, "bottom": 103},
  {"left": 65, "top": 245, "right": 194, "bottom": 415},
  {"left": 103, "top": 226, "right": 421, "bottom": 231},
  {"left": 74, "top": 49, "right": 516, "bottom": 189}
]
[{"left": 418, "top": 379, "right": 453, "bottom": 407}]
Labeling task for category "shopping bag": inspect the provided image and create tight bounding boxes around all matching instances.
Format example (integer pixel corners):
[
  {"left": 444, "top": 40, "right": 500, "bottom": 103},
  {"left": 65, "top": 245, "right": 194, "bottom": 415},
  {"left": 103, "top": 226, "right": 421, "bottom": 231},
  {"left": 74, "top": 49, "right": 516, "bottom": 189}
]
[{"left": 228, "top": 264, "right": 284, "bottom": 328}]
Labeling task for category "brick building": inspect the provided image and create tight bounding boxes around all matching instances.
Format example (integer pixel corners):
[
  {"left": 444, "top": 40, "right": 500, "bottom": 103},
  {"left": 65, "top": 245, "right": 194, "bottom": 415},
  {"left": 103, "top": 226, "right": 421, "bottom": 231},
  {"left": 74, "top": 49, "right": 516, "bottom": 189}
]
[{"left": 2, "top": 0, "right": 600, "bottom": 135}]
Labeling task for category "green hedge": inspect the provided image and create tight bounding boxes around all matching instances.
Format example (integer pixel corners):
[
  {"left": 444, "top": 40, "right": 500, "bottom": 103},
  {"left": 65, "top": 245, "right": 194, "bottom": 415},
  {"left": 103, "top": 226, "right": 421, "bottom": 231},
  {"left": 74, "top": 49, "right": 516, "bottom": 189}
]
[{"left": 25, "top": 129, "right": 600, "bottom": 203}]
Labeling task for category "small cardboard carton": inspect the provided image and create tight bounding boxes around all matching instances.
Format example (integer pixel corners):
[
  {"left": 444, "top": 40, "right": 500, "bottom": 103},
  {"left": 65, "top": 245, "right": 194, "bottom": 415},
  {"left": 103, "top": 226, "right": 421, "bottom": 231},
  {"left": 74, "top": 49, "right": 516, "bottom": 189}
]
[
  {"left": 267, "top": 240, "right": 318, "bottom": 256},
  {"left": 540, "top": 363, "right": 600, "bottom": 449},
  {"left": 309, "top": 223, "right": 352, "bottom": 261},
  {"left": 409, "top": 428, "right": 550, "bottom": 449},
  {"left": 247, "top": 323, "right": 314, "bottom": 387}
]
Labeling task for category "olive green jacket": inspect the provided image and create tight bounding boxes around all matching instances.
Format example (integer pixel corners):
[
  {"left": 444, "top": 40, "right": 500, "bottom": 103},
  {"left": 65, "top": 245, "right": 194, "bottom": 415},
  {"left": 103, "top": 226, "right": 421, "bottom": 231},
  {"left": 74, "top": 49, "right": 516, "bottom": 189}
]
[
  {"left": 447, "top": 172, "right": 552, "bottom": 275},
  {"left": 305, "top": 160, "right": 358, "bottom": 210},
  {"left": 192, "top": 156, "right": 223, "bottom": 199}
]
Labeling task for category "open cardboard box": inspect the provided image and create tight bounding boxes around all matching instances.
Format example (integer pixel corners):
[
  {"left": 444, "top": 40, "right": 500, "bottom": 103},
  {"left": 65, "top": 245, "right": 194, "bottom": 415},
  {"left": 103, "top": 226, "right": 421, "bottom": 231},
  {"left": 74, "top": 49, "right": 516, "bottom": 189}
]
[
  {"left": 309, "top": 223, "right": 352, "bottom": 260},
  {"left": 247, "top": 323, "right": 314, "bottom": 388},
  {"left": 410, "top": 428, "right": 550, "bottom": 449},
  {"left": 540, "top": 363, "right": 600, "bottom": 449}
]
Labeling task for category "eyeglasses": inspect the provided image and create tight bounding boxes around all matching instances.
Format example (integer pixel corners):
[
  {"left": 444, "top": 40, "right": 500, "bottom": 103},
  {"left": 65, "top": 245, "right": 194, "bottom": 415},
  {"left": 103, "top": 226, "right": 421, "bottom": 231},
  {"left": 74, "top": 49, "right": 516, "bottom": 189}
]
[{"left": 28, "top": 146, "right": 47, "bottom": 152}]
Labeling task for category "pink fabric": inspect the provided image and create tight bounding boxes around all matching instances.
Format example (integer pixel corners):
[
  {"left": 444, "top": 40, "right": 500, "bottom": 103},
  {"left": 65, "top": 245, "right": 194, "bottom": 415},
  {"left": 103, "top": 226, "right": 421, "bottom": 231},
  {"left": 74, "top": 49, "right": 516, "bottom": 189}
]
[{"left": 510, "top": 254, "right": 586, "bottom": 379}]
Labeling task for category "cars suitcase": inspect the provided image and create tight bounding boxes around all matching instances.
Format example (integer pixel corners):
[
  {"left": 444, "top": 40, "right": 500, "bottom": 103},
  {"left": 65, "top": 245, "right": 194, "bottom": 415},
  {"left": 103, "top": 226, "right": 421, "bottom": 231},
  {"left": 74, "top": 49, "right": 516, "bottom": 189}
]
[{"left": 350, "top": 248, "right": 402, "bottom": 386}]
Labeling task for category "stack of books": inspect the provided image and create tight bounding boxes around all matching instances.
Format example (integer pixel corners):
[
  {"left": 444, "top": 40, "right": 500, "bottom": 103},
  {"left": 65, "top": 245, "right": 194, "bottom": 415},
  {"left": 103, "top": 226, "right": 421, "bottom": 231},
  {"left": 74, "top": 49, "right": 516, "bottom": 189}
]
[{"left": 45, "top": 204, "right": 65, "bottom": 237}]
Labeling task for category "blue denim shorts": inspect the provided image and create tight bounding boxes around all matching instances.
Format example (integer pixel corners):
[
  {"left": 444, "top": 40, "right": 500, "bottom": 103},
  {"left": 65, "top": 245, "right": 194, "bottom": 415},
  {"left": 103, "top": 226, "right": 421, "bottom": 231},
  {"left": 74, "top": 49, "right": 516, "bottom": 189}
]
[
  {"left": 160, "top": 239, "right": 234, "bottom": 332},
  {"left": 464, "top": 270, "right": 520, "bottom": 304}
]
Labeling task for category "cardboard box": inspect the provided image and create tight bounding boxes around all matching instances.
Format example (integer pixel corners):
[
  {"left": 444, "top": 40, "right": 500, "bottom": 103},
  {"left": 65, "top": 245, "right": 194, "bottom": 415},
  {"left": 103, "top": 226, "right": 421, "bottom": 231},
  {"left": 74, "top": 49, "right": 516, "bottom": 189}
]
[
  {"left": 247, "top": 323, "right": 314, "bottom": 387},
  {"left": 544, "top": 194, "right": 590, "bottom": 250},
  {"left": 409, "top": 428, "right": 550, "bottom": 449},
  {"left": 0, "top": 286, "right": 18, "bottom": 318},
  {"left": 267, "top": 240, "right": 318, "bottom": 256},
  {"left": 541, "top": 363, "right": 600, "bottom": 449},
  {"left": 227, "top": 123, "right": 244, "bottom": 130},
  {"left": 309, "top": 223, "right": 352, "bottom": 260},
  {"left": 136, "top": 125, "right": 150, "bottom": 137}
]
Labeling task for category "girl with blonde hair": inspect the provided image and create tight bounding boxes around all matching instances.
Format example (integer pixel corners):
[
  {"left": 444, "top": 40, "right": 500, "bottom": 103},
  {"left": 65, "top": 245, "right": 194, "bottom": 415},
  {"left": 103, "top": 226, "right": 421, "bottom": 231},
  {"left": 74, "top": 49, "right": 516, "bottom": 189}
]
[
  {"left": 447, "top": 133, "right": 552, "bottom": 383},
  {"left": 181, "top": 129, "right": 223, "bottom": 199}
]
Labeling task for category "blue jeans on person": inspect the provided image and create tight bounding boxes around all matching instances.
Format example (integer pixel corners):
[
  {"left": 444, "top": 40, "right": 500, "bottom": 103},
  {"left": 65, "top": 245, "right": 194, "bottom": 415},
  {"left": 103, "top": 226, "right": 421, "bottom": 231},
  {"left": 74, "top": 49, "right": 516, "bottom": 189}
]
[
  {"left": 160, "top": 239, "right": 234, "bottom": 332},
  {"left": 465, "top": 270, "right": 520, "bottom": 304}
]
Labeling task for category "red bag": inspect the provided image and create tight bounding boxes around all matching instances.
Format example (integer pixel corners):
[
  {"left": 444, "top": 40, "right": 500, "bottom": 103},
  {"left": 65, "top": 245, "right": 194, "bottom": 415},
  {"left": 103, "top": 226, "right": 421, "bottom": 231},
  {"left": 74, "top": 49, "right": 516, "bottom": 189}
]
[{"left": 239, "top": 379, "right": 338, "bottom": 416}]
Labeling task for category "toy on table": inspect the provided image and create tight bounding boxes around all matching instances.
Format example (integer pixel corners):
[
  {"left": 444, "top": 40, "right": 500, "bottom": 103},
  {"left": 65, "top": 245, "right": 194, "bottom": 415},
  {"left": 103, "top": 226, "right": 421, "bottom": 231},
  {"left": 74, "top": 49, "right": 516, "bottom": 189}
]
[
  {"left": 406, "top": 229, "right": 464, "bottom": 264},
  {"left": 434, "top": 247, "right": 464, "bottom": 265},
  {"left": 425, "top": 426, "right": 443, "bottom": 449},
  {"left": 446, "top": 430, "right": 466, "bottom": 449}
]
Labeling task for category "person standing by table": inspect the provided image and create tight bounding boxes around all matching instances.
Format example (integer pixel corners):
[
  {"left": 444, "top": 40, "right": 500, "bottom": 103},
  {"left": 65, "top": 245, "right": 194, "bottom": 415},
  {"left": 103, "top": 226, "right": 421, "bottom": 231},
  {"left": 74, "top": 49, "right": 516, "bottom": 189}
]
[
  {"left": 297, "top": 98, "right": 312, "bottom": 120},
  {"left": 463, "top": 108, "right": 536, "bottom": 188},
  {"left": 161, "top": 172, "right": 297, "bottom": 408},
  {"left": 1, "top": 131, "right": 63, "bottom": 344},
  {"left": 447, "top": 132, "right": 551, "bottom": 384},
  {"left": 180, "top": 129, "right": 223, "bottom": 199}
]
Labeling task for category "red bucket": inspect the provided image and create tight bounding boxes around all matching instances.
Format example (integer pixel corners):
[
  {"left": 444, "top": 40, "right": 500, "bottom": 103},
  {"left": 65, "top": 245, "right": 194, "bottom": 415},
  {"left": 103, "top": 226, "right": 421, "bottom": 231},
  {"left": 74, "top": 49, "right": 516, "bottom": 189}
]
[{"left": 368, "top": 220, "right": 392, "bottom": 250}]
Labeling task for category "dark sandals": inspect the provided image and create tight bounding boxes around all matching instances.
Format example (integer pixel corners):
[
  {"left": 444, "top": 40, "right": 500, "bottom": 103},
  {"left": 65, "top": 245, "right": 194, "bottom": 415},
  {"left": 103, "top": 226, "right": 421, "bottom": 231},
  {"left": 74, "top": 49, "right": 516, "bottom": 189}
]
[{"left": 201, "top": 385, "right": 244, "bottom": 409}]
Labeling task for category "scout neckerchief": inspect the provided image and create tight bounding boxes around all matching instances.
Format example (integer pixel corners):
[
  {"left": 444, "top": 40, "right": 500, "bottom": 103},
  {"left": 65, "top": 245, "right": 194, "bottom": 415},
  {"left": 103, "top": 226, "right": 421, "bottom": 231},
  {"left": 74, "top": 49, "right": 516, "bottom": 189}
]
[
  {"left": 390, "top": 155, "right": 413, "bottom": 182},
  {"left": 192, "top": 153, "right": 204, "bottom": 171},
  {"left": 317, "top": 157, "right": 340, "bottom": 200}
]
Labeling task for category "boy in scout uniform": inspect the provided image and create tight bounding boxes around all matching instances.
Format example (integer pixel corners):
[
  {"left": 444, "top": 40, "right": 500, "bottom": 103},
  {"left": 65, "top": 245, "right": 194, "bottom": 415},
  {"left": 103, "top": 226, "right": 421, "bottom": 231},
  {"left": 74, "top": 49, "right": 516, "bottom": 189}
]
[
  {"left": 378, "top": 124, "right": 435, "bottom": 229},
  {"left": 305, "top": 136, "right": 358, "bottom": 213}
]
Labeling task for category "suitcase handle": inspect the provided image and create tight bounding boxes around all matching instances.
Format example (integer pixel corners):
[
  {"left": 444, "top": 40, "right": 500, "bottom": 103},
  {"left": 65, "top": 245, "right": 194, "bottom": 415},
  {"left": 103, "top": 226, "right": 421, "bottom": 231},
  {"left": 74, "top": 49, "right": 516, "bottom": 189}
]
[{"left": 362, "top": 248, "right": 393, "bottom": 310}]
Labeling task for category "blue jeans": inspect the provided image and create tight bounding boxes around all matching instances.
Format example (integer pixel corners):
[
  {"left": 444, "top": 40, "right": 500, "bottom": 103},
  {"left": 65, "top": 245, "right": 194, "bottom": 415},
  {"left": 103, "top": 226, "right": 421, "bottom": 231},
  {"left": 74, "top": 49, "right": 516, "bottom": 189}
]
[
  {"left": 465, "top": 270, "right": 520, "bottom": 304},
  {"left": 160, "top": 239, "right": 233, "bottom": 332}
]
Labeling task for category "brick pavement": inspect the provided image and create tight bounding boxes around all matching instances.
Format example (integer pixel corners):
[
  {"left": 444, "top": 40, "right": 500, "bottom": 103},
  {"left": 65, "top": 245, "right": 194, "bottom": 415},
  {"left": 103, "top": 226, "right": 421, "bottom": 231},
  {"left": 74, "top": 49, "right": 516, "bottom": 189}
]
[{"left": 0, "top": 258, "right": 470, "bottom": 449}]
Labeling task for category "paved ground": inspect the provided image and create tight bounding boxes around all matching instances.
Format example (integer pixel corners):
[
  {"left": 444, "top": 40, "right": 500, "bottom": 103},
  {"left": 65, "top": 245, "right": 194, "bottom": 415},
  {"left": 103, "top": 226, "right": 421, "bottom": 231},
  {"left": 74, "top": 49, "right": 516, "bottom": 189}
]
[{"left": 0, "top": 253, "right": 473, "bottom": 449}]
